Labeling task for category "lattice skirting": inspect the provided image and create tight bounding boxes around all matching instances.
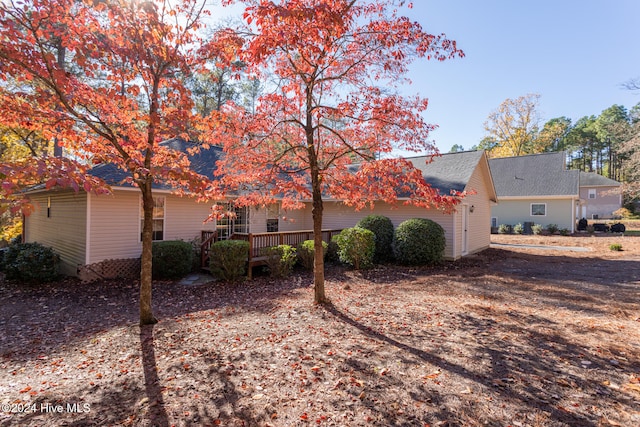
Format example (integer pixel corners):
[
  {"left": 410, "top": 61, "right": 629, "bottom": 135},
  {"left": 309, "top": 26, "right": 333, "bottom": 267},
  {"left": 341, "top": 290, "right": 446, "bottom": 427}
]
[{"left": 78, "top": 258, "right": 141, "bottom": 283}]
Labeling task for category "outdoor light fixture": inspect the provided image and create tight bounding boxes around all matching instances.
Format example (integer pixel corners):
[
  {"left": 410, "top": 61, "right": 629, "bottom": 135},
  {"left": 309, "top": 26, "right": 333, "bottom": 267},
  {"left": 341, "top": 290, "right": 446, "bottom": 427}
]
[{"left": 469, "top": 205, "right": 475, "bottom": 213}]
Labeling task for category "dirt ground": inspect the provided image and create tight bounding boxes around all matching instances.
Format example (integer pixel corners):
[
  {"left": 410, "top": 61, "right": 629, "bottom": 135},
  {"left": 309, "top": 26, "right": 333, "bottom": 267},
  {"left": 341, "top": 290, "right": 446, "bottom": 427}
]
[{"left": 1, "top": 234, "right": 639, "bottom": 427}]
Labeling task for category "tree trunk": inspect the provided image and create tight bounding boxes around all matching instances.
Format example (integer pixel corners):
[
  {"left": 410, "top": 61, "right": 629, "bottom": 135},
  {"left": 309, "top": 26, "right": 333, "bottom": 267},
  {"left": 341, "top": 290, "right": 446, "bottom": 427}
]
[
  {"left": 311, "top": 179, "right": 327, "bottom": 304},
  {"left": 139, "top": 181, "right": 157, "bottom": 325}
]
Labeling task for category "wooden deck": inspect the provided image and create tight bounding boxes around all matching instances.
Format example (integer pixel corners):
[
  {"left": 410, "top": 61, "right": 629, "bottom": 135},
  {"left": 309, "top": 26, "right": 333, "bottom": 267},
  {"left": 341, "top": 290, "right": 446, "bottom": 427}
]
[{"left": 201, "top": 229, "right": 342, "bottom": 278}]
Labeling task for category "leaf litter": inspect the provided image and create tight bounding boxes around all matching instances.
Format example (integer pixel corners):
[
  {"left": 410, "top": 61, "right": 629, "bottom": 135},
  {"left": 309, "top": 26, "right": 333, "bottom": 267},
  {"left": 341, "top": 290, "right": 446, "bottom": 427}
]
[{"left": 0, "top": 235, "right": 639, "bottom": 426}]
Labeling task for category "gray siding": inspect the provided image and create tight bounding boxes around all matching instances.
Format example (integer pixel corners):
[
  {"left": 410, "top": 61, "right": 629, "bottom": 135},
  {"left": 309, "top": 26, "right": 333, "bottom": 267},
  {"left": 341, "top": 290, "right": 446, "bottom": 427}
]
[
  {"left": 492, "top": 198, "right": 576, "bottom": 231},
  {"left": 25, "top": 191, "right": 87, "bottom": 276}
]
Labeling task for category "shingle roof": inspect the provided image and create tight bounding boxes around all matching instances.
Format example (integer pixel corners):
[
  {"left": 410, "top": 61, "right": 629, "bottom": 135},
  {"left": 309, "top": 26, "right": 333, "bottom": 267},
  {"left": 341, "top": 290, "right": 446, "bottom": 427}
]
[
  {"left": 488, "top": 152, "right": 579, "bottom": 197},
  {"left": 89, "top": 138, "right": 223, "bottom": 188},
  {"left": 579, "top": 171, "right": 621, "bottom": 187},
  {"left": 406, "top": 150, "right": 486, "bottom": 194}
]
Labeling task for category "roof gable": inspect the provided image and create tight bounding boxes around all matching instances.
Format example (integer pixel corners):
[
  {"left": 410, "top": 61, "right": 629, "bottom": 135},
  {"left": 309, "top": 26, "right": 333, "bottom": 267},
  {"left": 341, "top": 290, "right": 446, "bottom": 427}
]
[
  {"left": 406, "top": 150, "right": 487, "bottom": 195},
  {"left": 488, "top": 152, "right": 579, "bottom": 197}
]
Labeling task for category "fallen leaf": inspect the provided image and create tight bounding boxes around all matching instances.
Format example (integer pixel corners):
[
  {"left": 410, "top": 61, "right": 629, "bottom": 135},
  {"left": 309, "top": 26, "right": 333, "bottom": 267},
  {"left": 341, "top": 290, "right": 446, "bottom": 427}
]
[{"left": 623, "top": 383, "right": 640, "bottom": 394}]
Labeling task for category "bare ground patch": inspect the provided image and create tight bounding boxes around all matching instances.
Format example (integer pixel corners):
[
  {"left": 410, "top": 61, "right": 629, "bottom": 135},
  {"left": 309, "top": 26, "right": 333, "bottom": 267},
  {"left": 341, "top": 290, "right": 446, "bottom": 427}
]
[{"left": 1, "top": 235, "right": 639, "bottom": 426}]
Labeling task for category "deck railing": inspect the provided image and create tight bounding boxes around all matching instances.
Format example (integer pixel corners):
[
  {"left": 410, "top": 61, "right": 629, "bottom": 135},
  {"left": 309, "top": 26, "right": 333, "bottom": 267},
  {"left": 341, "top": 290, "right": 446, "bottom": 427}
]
[
  {"left": 200, "top": 230, "right": 218, "bottom": 270},
  {"left": 201, "top": 229, "right": 343, "bottom": 277}
]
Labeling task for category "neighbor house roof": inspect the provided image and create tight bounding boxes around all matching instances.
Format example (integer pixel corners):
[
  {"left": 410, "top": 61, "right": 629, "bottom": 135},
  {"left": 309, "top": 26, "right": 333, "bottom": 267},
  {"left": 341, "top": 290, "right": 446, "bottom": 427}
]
[
  {"left": 407, "top": 150, "right": 489, "bottom": 195},
  {"left": 488, "top": 151, "right": 579, "bottom": 198},
  {"left": 89, "top": 138, "right": 223, "bottom": 188},
  {"left": 579, "top": 171, "right": 621, "bottom": 187}
]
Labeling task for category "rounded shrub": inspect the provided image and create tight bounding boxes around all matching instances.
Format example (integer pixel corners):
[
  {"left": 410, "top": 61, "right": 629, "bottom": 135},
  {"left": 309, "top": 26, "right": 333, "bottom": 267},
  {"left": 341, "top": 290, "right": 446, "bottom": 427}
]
[
  {"left": 392, "top": 218, "right": 445, "bottom": 266},
  {"left": 498, "top": 224, "right": 512, "bottom": 234},
  {"left": 356, "top": 214, "right": 394, "bottom": 263},
  {"left": 209, "top": 240, "right": 249, "bottom": 282},
  {"left": 335, "top": 227, "right": 375, "bottom": 270},
  {"left": 261, "top": 245, "right": 297, "bottom": 278},
  {"left": 3, "top": 242, "right": 60, "bottom": 283},
  {"left": 513, "top": 223, "right": 524, "bottom": 235},
  {"left": 152, "top": 240, "right": 194, "bottom": 279},
  {"left": 297, "top": 240, "right": 328, "bottom": 270}
]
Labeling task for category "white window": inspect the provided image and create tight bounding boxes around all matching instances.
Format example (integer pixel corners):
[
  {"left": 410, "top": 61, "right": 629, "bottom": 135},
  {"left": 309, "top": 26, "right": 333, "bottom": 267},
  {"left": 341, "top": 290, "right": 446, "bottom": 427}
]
[
  {"left": 588, "top": 189, "right": 596, "bottom": 199},
  {"left": 531, "top": 203, "right": 546, "bottom": 216},
  {"left": 215, "top": 203, "right": 249, "bottom": 239},
  {"left": 140, "top": 196, "right": 165, "bottom": 241},
  {"left": 266, "top": 204, "right": 279, "bottom": 232}
]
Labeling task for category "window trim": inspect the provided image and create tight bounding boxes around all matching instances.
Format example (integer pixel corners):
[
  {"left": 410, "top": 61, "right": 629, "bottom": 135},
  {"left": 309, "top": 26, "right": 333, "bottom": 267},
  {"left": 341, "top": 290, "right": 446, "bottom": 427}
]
[
  {"left": 140, "top": 196, "right": 165, "bottom": 242},
  {"left": 588, "top": 188, "right": 596, "bottom": 199},
  {"left": 266, "top": 203, "right": 279, "bottom": 233},
  {"left": 530, "top": 203, "right": 546, "bottom": 217}
]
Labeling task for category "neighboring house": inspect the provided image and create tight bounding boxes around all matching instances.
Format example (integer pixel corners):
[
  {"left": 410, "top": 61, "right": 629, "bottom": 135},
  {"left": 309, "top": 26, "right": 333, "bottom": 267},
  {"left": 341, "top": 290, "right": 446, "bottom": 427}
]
[
  {"left": 578, "top": 171, "right": 622, "bottom": 220},
  {"left": 23, "top": 143, "right": 497, "bottom": 279},
  {"left": 488, "top": 152, "right": 622, "bottom": 233}
]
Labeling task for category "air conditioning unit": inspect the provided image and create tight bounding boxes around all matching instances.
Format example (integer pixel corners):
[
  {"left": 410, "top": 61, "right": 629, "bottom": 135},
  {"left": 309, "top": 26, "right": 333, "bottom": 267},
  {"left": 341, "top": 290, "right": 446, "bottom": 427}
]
[{"left": 591, "top": 214, "right": 599, "bottom": 220}]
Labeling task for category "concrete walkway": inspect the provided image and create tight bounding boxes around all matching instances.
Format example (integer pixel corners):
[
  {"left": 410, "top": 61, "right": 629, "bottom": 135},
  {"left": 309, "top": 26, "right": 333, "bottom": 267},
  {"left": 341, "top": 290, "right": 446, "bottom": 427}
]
[
  {"left": 178, "top": 273, "right": 215, "bottom": 285},
  {"left": 490, "top": 243, "right": 592, "bottom": 252}
]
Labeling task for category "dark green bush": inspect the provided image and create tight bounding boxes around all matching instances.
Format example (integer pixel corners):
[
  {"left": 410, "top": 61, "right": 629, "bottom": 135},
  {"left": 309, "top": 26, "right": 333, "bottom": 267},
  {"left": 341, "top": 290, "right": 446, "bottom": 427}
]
[
  {"left": 261, "top": 245, "right": 297, "bottom": 278},
  {"left": 356, "top": 214, "right": 394, "bottom": 262},
  {"left": 3, "top": 242, "right": 60, "bottom": 283},
  {"left": 392, "top": 218, "right": 445, "bottom": 265},
  {"left": 297, "top": 239, "right": 328, "bottom": 270},
  {"left": 335, "top": 227, "right": 375, "bottom": 270},
  {"left": 209, "top": 240, "right": 249, "bottom": 282},
  {"left": 326, "top": 235, "right": 340, "bottom": 263},
  {"left": 546, "top": 224, "right": 559, "bottom": 234},
  {"left": 152, "top": 240, "right": 194, "bottom": 279}
]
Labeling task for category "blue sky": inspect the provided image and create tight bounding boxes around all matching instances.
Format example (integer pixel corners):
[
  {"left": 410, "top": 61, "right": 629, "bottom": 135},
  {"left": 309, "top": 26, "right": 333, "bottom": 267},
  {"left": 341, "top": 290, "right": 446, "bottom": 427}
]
[
  {"left": 211, "top": 1, "right": 640, "bottom": 154},
  {"left": 403, "top": 0, "right": 640, "bottom": 153}
]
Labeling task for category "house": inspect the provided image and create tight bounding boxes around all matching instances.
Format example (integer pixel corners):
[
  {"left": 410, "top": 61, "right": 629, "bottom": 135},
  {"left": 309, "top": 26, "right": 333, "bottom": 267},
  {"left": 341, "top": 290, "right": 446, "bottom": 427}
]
[
  {"left": 23, "top": 144, "right": 497, "bottom": 279},
  {"left": 488, "top": 152, "right": 622, "bottom": 233},
  {"left": 578, "top": 171, "right": 622, "bottom": 220}
]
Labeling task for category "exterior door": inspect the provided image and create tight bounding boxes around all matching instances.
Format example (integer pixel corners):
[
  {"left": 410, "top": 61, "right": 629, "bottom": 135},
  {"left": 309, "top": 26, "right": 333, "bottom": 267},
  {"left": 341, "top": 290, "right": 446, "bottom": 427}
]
[{"left": 462, "top": 205, "right": 469, "bottom": 255}]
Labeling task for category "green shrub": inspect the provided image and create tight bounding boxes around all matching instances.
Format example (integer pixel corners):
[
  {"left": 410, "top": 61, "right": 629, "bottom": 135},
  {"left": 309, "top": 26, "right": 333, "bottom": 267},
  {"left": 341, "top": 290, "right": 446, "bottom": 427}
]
[
  {"left": 209, "top": 240, "right": 249, "bottom": 282},
  {"left": 392, "top": 218, "right": 445, "bottom": 266},
  {"left": 3, "top": 242, "right": 60, "bottom": 283},
  {"left": 498, "top": 224, "right": 512, "bottom": 234},
  {"left": 546, "top": 224, "right": 559, "bottom": 234},
  {"left": 513, "top": 223, "right": 524, "bottom": 235},
  {"left": 531, "top": 224, "right": 543, "bottom": 235},
  {"left": 559, "top": 228, "right": 570, "bottom": 236},
  {"left": 326, "top": 235, "right": 340, "bottom": 263},
  {"left": 609, "top": 243, "right": 623, "bottom": 251},
  {"left": 152, "top": 240, "right": 194, "bottom": 279},
  {"left": 335, "top": 227, "right": 375, "bottom": 270},
  {"left": 297, "top": 239, "right": 328, "bottom": 270},
  {"left": 261, "top": 245, "right": 297, "bottom": 278},
  {"left": 356, "top": 215, "right": 394, "bottom": 263}
]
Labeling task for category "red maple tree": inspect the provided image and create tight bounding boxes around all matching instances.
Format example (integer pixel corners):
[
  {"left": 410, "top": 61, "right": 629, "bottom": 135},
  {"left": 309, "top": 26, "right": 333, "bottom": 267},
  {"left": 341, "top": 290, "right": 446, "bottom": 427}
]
[
  {"left": 0, "top": 0, "right": 235, "bottom": 324},
  {"left": 215, "top": 0, "right": 465, "bottom": 303}
]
